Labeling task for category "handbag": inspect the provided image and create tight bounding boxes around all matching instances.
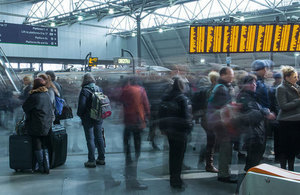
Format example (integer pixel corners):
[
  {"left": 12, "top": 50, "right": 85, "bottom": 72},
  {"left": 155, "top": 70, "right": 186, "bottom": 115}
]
[
  {"left": 15, "top": 114, "right": 27, "bottom": 135},
  {"left": 57, "top": 101, "right": 73, "bottom": 120}
]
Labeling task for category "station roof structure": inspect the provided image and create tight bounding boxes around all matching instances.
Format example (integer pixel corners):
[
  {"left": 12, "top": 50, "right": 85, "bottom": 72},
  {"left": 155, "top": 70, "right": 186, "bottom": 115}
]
[{"left": 1, "top": 0, "right": 298, "bottom": 36}]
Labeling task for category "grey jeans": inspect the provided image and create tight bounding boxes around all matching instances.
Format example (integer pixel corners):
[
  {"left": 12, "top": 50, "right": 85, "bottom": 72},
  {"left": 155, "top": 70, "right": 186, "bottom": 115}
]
[{"left": 82, "top": 119, "right": 105, "bottom": 162}]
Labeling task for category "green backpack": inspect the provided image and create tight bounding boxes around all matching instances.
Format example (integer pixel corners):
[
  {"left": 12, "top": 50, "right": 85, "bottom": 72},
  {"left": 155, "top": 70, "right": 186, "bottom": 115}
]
[{"left": 86, "top": 89, "right": 112, "bottom": 120}]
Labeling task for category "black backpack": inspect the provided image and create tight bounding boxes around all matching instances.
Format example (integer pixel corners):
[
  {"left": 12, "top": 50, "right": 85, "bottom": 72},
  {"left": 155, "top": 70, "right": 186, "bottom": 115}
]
[
  {"left": 191, "top": 87, "right": 209, "bottom": 112},
  {"left": 158, "top": 95, "right": 181, "bottom": 132}
]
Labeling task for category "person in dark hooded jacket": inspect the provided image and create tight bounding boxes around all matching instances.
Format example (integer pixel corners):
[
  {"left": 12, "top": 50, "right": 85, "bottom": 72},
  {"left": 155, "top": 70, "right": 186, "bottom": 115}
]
[
  {"left": 161, "top": 76, "right": 193, "bottom": 191},
  {"left": 236, "top": 74, "right": 275, "bottom": 171},
  {"left": 77, "top": 73, "right": 105, "bottom": 168},
  {"left": 22, "top": 77, "right": 53, "bottom": 174}
]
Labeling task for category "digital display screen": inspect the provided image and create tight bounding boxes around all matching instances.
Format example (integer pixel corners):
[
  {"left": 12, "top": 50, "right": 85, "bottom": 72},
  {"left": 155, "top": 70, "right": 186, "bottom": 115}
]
[
  {"left": 189, "top": 24, "right": 300, "bottom": 53},
  {"left": 0, "top": 22, "right": 58, "bottom": 46},
  {"left": 118, "top": 58, "right": 131, "bottom": 64},
  {"left": 88, "top": 57, "right": 98, "bottom": 67},
  {"left": 114, "top": 57, "right": 131, "bottom": 65}
]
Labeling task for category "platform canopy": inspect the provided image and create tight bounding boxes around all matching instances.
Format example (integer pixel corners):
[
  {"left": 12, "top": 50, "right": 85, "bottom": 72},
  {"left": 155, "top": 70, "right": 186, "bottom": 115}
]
[{"left": 0, "top": 0, "right": 298, "bottom": 36}]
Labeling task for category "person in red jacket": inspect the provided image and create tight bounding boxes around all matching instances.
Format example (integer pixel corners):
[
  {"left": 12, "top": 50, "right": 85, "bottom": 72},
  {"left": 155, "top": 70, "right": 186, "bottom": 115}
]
[{"left": 120, "top": 77, "right": 150, "bottom": 190}]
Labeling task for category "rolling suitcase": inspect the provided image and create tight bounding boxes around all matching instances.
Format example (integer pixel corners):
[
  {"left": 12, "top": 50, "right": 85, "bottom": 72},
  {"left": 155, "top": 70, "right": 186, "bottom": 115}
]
[
  {"left": 9, "top": 135, "right": 34, "bottom": 172},
  {"left": 49, "top": 124, "right": 67, "bottom": 168}
]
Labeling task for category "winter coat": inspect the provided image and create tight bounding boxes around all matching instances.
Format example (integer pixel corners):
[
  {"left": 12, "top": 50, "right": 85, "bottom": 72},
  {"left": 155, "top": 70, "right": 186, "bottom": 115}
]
[
  {"left": 206, "top": 79, "right": 235, "bottom": 140},
  {"left": 276, "top": 81, "right": 300, "bottom": 121},
  {"left": 236, "top": 90, "right": 266, "bottom": 145},
  {"left": 161, "top": 90, "right": 193, "bottom": 137},
  {"left": 77, "top": 82, "right": 102, "bottom": 122},
  {"left": 269, "top": 83, "right": 280, "bottom": 115},
  {"left": 120, "top": 84, "right": 150, "bottom": 129},
  {"left": 255, "top": 74, "right": 270, "bottom": 109},
  {"left": 22, "top": 86, "right": 53, "bottom": 136}
]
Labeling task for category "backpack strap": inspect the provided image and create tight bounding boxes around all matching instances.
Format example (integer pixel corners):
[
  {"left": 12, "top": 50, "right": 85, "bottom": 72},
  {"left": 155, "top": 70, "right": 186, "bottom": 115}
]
[{"left": 207, "top": 84, "right": 225, "bottom": 103}]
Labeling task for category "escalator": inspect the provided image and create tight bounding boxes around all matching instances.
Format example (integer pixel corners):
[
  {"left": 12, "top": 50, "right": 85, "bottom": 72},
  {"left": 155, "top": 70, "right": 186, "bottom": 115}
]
[{"left": 0, "top": 47, "right": 22, "bottom": 111}]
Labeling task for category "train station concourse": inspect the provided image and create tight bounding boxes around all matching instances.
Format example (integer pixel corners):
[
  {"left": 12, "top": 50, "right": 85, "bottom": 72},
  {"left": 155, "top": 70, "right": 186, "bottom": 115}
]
[{"left": 1, "top": 0, "right": 300, "bottom": 194}]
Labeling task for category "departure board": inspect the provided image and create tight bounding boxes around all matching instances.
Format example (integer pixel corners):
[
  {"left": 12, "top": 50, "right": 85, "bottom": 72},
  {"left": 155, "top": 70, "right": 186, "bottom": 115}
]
[
  {"left": 189, "top": 24, "right": 300, "bottom": 53},
  {"left": 0, "top": 22, "right": 58, "bottom": 46}
]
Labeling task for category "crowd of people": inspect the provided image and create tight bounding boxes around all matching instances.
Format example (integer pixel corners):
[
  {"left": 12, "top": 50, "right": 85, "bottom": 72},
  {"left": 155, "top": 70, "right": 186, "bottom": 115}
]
[{"left": 12, "top": 59, "right": 300, "bottom": 191}]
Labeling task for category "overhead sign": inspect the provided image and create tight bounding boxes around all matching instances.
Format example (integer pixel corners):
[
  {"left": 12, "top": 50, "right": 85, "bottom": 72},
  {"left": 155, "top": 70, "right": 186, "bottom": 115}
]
[
  {"left": 189, "top": 24, "right": 300, "bottom": 53},
  {"left": 0, "top": 22, "right": 58, "bottom": 46},
  {"left": 114, "top": 57, "right": 131, "bottom": 65},
  {"left": 88, "top": 57, "right": 98, "bottom": 67}
]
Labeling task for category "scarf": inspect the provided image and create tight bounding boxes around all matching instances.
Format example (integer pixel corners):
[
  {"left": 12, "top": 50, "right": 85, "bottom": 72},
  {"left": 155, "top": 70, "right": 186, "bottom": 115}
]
[
  {"left": 29, "top": 86, "right": 48, "bottom": 94},
  {"left": 283, "top": 80, "right": 300, "bottom": 97}
]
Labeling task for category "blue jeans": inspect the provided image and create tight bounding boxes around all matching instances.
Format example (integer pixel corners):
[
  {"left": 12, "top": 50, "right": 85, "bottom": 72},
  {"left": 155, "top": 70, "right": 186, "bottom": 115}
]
[{"left": 82, "top": 118, "right": 105, "bottom": 162}]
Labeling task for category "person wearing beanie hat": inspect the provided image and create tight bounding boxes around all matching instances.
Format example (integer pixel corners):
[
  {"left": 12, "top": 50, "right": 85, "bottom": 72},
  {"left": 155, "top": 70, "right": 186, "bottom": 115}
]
[
  {"left": 22, "top": 77, "right": 52, "bottom": 174},
  {"left": 77, "top": 73, "right": 106, "bottom": 168},
  {"left": 251, "top": 59, "right": 272, "bottom": 109},
  {"left": 236, "top": 74, "right": 275, "bottom": 173},
  {"left": 32, "top": 77, "right": 46, "bottom": 89},
  {"left": 251, "top": 60, "right": 268, "bottom": 71}
]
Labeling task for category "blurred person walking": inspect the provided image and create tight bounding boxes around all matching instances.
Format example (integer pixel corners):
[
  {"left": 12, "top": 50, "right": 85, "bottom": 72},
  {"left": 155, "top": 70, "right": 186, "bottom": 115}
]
[
  {"left": 237, "top": 74, "right": 275, "bottom": 171},
  {"left": 22, "top": 77, "right": 52, "bottom": 174},
  {"left": 198, "top": 71, "right": 219, "bottom": 173},
  {"left": 206, "top": 67, "right": 237, "bottom": 183},
  {"left": 276, "top": 66, "right": 300, "bottom": 171},
  {"left": 120, "top": 77, "right": 150, "bottom": 190},
  {"left": 77, "top": 73, "right": 106, "bottom": 168},
  {"left": 19, "top": 75, "right": 32, "bottom": 102}
]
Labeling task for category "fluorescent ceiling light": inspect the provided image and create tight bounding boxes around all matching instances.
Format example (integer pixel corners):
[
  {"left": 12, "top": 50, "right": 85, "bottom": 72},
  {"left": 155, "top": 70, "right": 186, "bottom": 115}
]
[
  {"left": 50, "top": 22, "right": 56, "bottom": 27},
  {"left": 158, "top": 28, "right": 163, "bottom": 33},
  {"left": 109, "top": 8, "right": 114, "bottom": 14},
  {"left": 240, "top": 16, "right": 245, "bottom": 21},
  {"left": 131, "top": 32, "right": 136, "bottom": 37},
  {"left": 78, "top": 16, "right": 83, "bottom": 21}
]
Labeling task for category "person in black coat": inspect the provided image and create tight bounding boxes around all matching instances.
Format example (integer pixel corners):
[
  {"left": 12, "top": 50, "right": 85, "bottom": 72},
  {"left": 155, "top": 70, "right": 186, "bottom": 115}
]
[
  {"left": 22, "top": 77, "right": 53, "bottom": 174},
  {"left": 77, "top": 73, "right": 105, "bottom": 168},
  {"left": 237, "top": 74, "right": 275, "bottom": 171},
  {"left": 161, "top": 76, "right": 193, "bottom": 191}
]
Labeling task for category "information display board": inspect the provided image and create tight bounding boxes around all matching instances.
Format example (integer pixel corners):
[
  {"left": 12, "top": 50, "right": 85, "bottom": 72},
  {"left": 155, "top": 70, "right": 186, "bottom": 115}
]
[
  {"left": 0, "top": 22, "right": 58, "bottom": 46},
  {"left": 88, "top": 57, "right": 98, "bottom": 67},
  {"left": 189, "top": 24, "right": 300, "bottom": 53},
  {"left": 113, "top": 57, "right": 132, "bottom": 65}
]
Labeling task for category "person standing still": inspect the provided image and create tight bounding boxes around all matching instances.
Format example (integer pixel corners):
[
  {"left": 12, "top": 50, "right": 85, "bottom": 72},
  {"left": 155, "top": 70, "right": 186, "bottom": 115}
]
[{"left": 77, "top": 73, "right": 106, "bottom": 168}]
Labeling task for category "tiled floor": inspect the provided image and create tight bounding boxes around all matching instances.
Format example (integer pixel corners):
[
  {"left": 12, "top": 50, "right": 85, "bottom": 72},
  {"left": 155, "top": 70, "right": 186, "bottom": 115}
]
[{"left": 0, "top": 110, "right": 299, "bottom": 195}]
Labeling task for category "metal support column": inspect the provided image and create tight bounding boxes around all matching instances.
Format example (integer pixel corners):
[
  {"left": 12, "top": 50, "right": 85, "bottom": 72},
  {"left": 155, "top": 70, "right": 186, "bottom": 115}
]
[{"left": 136, "top": 15, "right": 141, "bottom": 67}]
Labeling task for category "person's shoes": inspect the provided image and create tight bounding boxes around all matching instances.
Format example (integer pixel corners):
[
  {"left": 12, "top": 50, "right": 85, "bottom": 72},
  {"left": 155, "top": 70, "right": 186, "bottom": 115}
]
[
  {"left": 126, "top": 181, "right": 148, "bottom": 190},
  {"left": 170, "top": 182, "right": 186, "bottom": 192},
  {"left": 205, "top": 165, "right": 218, "bottom": 173},
  {"left": 84, "top": 161, "right": 96, "bottom": 168},
  {"left": 182, "top": 164, "right": 191, "bottom": 170},
  {"left": 152, "top": 143, "right": 160, "bottom": 151},
  {"left": 218, "top": 175, "right": 238, "bottom": 183},
  {"left": 105, "top": 180, "right": 121, "bottom": 189},
  {"left": 96, "top": 159, "right": 105, "bottom": 165}
]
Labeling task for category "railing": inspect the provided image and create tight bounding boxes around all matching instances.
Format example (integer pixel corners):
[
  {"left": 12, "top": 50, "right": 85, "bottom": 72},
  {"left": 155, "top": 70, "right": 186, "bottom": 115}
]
[{"left": 0, "top": 47, "right": 21, "bottom": 92}]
